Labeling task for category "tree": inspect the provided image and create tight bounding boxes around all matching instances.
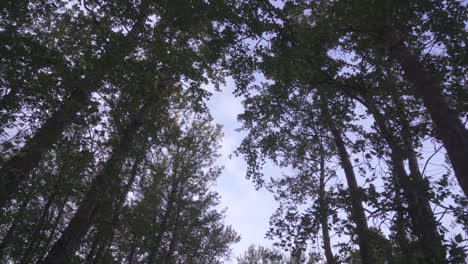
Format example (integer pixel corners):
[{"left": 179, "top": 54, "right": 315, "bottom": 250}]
[
  {"left": 2, "top": 1, "right": 466, "bottom": 264},
  {"left": 106, "top": 113, "right": 239, "bottom": 264},
  {"left": 237, "top": 245, "right": 318, "bottom": 264},
  {"left": 1, "top": 1, "right": 242, "bottom": 263},
  {"left": 0, "top": 0, "right": 152, "bottom": 208},
  {"left": 278, "top": 0, "right": 468, "bottom": 196},
  {"left": 230, "top": 1, "right": 466, "bottom": 262},
  {"left": 234, "top": 70, "right": 379, "bottom": 263}
]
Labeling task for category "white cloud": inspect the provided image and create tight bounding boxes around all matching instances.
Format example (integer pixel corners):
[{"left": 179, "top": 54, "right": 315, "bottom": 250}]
[{"left": 207, "top": 78, "right": 278, "bottom": 262}]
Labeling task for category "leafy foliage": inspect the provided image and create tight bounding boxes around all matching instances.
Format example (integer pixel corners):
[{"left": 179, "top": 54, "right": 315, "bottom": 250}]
[{"left": 0, "top": 1, "right": 467, "bottom": 264}]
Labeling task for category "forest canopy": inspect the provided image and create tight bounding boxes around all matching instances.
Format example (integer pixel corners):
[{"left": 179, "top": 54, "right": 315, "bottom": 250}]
[{"left": 0, "top": 0, "right": 467, "bottom": 264}]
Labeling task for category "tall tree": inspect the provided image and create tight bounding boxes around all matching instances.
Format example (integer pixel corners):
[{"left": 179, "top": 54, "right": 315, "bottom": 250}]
[
  {"left": 108, "top": 113, "right": 239, "bottom": 264},
  {"left": 237, "top": 244, "right": 317, "bottom": 264},
  {"left": 42, "top": 78, "right": 172, "bottom": 264},
  {"left": 0, "top": 0, "right": 152, "bottom": 208},
  {"left": 282, "top": 0, "right": 468, "bottom": 195},
  {"left": 235, "top": 77, "right": 379, "bottom": 263},
  {"left": 335, "top": 76, "right": 447, "bottom": 263},
  {"left": 321, "top": 99, "right": 376, "bottom": 264},
  {"left": 230, "top": 1, "right": 466, "bottom": 261},
  {"left": 378, "top": 23, "right": 468, "bottom": 195}
]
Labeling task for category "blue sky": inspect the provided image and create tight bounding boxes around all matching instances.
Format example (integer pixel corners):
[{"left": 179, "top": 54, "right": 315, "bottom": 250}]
[{"left": 207, "top": 78, "right": 280, "bottom": 261}]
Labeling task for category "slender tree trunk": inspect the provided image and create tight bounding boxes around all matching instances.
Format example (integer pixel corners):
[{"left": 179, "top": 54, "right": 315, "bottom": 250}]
[
  {"left": 405, "top": 154, "right": 445, "bottom": 264},
  {"left": 394, "top": 94, "right": 447, "bottom": 264},
  {"left": 115, "top": 251, "right": 123, "bottom": 264},
  {"left": 0, "top": 220, "right": 17, "bottom": 259},
  {"left": 92, "top": 160, "right": 141, "bottom": 264},
  {"left": 379, "top": 24, "right": 468, "bottom": 196},
  {"left": 392, "top": 180, "right": 412, "bottom": 263},
  {"left": 99, "top": 251, "right": 117, "bottom": 264},
  {"left": 85, "top": 228, "right": 102, "bottom": 264},
  {"left": 36, "top": 194, "right": 70, "bottom": 264},
  {"left": 320, "top": 205, "right": 335, "bottom": 264},
  {"left": 41, "top": 87, "right": 161, "bottom": 264},
  {"left": 318, "top": 143, "right": 335, "bottom": 264},
  {"left": 0, "top": 0, "right": 151, "bottom": 209},
  {"left": 19, "top": 188, "right": 59, "bottom": 264},
  {"left": 161, "top": 180, "right": 188, "bottom": 264},
  {"left": 162, "top": 206, "right": 181, "bottom": 264},
  {"left": 146, "top": 174, "right": 180, "bottom": 264},
  {"left": 363, "top": 95, "right": 446, "bottom": 264},
  {"left": 322, "top": 103, "right": 376, "bottom": 264}
]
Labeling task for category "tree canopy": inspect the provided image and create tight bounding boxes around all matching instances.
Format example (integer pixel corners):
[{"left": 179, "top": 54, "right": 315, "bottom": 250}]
[{"left": 0, "top": 0, "right": 466, "bottom": 264}]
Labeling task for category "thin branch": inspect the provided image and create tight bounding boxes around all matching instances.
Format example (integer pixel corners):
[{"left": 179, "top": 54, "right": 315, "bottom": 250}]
[{"left": 421, "top": 145, "right": 444, "bottom": 177}]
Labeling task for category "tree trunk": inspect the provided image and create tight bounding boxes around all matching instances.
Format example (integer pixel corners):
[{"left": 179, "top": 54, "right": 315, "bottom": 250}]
[
  {"left": 392, "top": 180, "right": 413, "bottom": 262},
  {"left": 146, "top": 173, "right": 181, "bottom": 264},
  {"left": 36, "top": 194, "right": 70, "bottom": 264},
  {"left": 0, "top": 0, "right": 151, "bottom": 209},
  {"left": 19, "top": 188, "right": 59, "bottom": 264},
  {"left": 379, "top": 24, "right": 468, "bottom": 197},
  {"left": 363, "top": 95, "right": 446, "bottom": 264},
  {"left": 318, "top": 143, "right": 335, "bottom": 264},
  {"left": 126, "top": 235, "right": 137, "bottom": 264},
  {"left": 162, "top": 206, "right": 181, "bottom": 264},
  {"left": 394, "top": 94, "right": 447, "bottom": 264},
  {"left": 322, "top": 103, "right": 376, "bottom": 264},
  {"left": 161, "top": 178, "right": 188, "bottom": 264},
  {"left": 41, "top": 88, "right": 160, "bottom": 264},
  {"left": 85, "top": 228, "right": 102, "bottom": 264},
  {"left": 92, "top": 160, "right": 141, "bottom": 264}
]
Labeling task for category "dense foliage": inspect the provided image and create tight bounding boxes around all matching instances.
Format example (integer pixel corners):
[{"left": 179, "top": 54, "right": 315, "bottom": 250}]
[
  {"left": 1, "top": 0, "right": 467, "bottom": 264},
  {"left": 1, "top": 0, "right": 241, "bottom": 263},
  {"left": 232, "top": 0, "right": 467, "bottom": 264}
]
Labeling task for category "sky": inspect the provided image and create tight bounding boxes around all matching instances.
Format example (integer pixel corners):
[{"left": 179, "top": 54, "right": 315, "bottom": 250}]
[{"left": 207, "top": 78, "right": 280, "bottom": 262}]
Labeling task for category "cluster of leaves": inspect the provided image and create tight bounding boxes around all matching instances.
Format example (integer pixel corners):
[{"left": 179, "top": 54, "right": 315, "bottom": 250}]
[
  {"left": 237, "top": 244, "right": 320, "bottom": 264},
  {"left": 1, "top": 0, "right": 467, "bottom": 264},
  {"left": 0, "top": 0, "right": 245, "bottom": 263},
  {"left": 230, "top": 0, "right": 467, "bottom": 263}
]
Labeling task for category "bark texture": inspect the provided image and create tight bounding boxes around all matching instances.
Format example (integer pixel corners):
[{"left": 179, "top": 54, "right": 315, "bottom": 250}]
[
  {"left": 146, "top": 174, "right": 181, "bottom": 264},
  {"left": 323, "top": 103, "right": 376, "bottom": 264},
  {"left": 91, "top": 160, "right": 140, "bottom": 264},
  {"left": 380, "top": 25, "right": 468, "bottom": 197},
  {"left": 318, "top": 151, "right": 335, "bottom": 264},
  {"left": 364, "top": 95, "right": 446, "bottom": 264}
]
